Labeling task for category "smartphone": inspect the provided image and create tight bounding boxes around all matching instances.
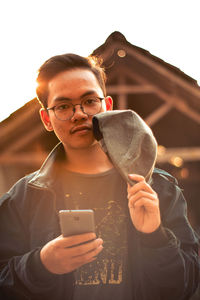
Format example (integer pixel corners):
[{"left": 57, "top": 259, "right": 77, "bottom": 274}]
[{"left": 59, "top": 209, "right": 95, "bottom": 237}]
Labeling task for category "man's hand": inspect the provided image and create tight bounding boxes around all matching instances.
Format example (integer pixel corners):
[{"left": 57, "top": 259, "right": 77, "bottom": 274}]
[
  {"left": 127, "top": 174, "right": 161, "bottom": 233},
  {"left": 40, "top": 233, "right": 103, "bottom": 274}
]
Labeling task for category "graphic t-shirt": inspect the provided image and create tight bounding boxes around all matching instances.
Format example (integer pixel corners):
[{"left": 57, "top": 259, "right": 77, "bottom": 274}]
[{"left": 61, "top": 168, "right": 132, "bottom": 300}]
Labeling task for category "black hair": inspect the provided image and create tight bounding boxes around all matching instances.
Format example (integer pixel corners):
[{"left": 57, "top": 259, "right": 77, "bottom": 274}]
[{"left": 36, "top": 53, "right": 106, "bottom": 108}]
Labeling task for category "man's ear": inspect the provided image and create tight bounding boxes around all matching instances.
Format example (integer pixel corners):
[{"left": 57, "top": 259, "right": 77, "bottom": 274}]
[
  {"left": 39, "top": 108, "right": 54, "bottom": 131},
  {"left": 105, "top": 96, "right": 113, "bottom": 111}
]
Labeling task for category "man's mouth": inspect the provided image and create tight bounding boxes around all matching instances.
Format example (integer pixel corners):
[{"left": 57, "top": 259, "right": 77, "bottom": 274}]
[{"left": 70, "top": 125, "right": 92, "bottom": 134}]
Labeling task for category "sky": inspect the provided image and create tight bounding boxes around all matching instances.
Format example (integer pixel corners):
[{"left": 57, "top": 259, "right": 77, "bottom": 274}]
[{"left": 0, "top": 0, "right": 199, "bottom": 122}]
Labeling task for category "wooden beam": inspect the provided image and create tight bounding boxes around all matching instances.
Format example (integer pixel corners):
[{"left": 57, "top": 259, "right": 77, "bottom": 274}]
[
  {"left": 101, "top": 41, "right": 200, "bottom": 98},
  {"left": 107, "top": 83, "right": 200, "bottom": 124},
  {"left": 118, "top": 42, "right": 200, "bottom": 98},
  {"left": 133, "top": 70, "right": 200, "bottom": 124},
  {"left": 145, "top": 103, "right": 172, "bottom": 126},
  {"left": 154, "top": 87, "right": 200, "bottom": 124},
  {"left": 117, "top": 93, "right": 127, "bottom": 109},
  {"left": 118, "top": 67, "right": 151, "bottom": 85},
  {"left": 0, "top": 99, "right": 39, "bottom": 138},
  {"left": 107, "top": 84, "right": 154, "bottom": 94},
  {"left": 1, "top": 124, "right": 45, "bottom": 154},
  {"left": 116, "top": 76, "right": 128, "bottom": 109}
]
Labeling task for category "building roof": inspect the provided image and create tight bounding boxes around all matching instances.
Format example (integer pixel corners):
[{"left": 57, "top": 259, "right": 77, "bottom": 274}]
[{"left": 0, "top": 31, "right": 200, "bottom": 174}]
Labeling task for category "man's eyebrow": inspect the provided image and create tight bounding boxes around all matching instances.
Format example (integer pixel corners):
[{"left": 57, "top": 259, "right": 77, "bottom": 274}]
[
  {"left": 53, "top": 91, "right": 99, "bottom": 103},
  {"left": 53, "top": 96, "right": 71, "bottom": 103},
  {"left": 80, "top": 91, "right": 98, "bottom": 99}
]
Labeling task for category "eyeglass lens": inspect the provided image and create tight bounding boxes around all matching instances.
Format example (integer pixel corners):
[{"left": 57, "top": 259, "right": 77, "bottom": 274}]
[{"left": 54, "top": 97, "right": 102, "bottom": 120}]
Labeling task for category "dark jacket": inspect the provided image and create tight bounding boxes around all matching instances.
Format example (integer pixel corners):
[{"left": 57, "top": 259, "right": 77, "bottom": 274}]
[{"left": 0, "top": 143, "right": 199, "bottom": 300}]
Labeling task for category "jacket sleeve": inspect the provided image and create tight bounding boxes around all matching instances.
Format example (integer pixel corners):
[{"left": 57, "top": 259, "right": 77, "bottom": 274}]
[
  {"left": 131, "top": 172, "right": 199, "bottom": 300},
  {"left": 0, "top": 179, "right": 73, "bottom": 299}
]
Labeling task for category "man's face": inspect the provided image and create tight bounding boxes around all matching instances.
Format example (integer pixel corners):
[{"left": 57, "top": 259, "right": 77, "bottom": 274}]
[{"left": 40, "top": 68, "right": 112, "bottom": 151}]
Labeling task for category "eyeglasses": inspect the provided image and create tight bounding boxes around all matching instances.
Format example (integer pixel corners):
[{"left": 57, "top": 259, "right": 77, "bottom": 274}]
[{"left": 47, "top": 96, "right": 104, "bottom": 121}]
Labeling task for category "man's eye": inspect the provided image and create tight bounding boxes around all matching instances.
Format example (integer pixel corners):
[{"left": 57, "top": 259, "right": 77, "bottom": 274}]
[
  {"left": 56, "top": 104, "right": 70, "bottom": 110},
  {"left": 84, "top": 98, "right": 97, "bottom": 105}
]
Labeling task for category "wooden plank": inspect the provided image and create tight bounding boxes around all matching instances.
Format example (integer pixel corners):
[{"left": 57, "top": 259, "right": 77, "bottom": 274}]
[
  {"left": 117, "top": 93, "right": 127, "bottom": 109},
  {"left": 101, "top": 40, "right": 200, "bottom": 98},
  {"left": 145, "top": 103, "right": 172, "bottom": 126},
  {"left": 1, "top": 124, "right": 45, "bottom": 154},
  {"left": 117, "top": 76, "right": 128, "bottom": 109},
  {"left": 108, "top": 65, "right": 200, "bottom": 124},
  {"left": 107, "top": 84, "right": 154, "bottom": 94},
  {"left": 0, "top": 99, "right": 39, "bottom": 138},
  {"left": 107, "top": 83, "right": 200, "bottom": 124},
  {"left": 154, "top": 87, "right": 200, "bottom": 124},
  {"left": 120, "top": 42, "right": 200, "bottom": 98}
]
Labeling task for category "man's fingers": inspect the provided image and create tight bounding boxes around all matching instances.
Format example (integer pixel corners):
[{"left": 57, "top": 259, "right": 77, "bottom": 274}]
[
  {"left": 63, "top": 241, "right": 103, "bottom": 272},
  {"left": 68, "top": 238, "right": 103, "bottom": 257},
  {"left": 73, "top": 243, "right": 103, "bottom": 260},
  {"left": 129, "top": 197, "right": 158, "bottom": 210},
  {"left": 128, "top": 174, "right": 145, "bottom": 182},
  {"left": 128, "top": 180, "right": 155, "bottom": 197},
  {"left": 69, "top": 244, "right": 103, "bottom": 271},
  {"left": 128, "top": 190, "right": 157, "bottom": 207},
  {"left": 127, "top": 175, "right": 159, "bottom": 210},
  {"left": 127, "top": 175, "right": 161, "bottom": 234},
  {"left": 56, "top": 232, "right": 97, "bottom": 248}
]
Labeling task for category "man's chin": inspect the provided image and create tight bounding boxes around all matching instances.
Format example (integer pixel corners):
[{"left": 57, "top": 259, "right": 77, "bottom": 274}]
[{"left": 64, "top": 138, "right": 98, "bottom": 151}]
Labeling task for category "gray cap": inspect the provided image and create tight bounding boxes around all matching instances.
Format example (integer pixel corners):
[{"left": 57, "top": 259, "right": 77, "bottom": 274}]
[{"left": 92, "top": 110, "right": 157, "bottom": 186}]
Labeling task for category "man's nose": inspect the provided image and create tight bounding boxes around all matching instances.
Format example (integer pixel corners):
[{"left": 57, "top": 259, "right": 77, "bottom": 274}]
[{"left": 71, "top": 105, "right": 88, "bottom": 121}]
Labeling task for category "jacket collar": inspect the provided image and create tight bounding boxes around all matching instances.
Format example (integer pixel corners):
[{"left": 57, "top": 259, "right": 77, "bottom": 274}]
[{"left": 28, "top": 142, "right": 66, "bottom": 189}]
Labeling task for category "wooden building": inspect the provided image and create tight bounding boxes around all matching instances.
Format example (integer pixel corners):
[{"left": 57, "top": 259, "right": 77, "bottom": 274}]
[{"left": 0, "top": 31, "right": 200, "bottom": 228}]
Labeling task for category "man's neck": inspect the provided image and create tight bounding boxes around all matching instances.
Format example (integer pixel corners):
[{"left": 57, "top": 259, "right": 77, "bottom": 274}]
[{"left": 64, "top": 143, "right": 113, "bottom": 174}]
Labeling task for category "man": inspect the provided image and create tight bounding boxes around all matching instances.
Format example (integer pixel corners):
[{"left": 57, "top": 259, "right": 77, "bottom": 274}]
[{"left": 0, "top": 53, "right": 199, "bottom": 300}]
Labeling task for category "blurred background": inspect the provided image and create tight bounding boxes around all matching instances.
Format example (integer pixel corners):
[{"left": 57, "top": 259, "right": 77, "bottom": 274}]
[{"left": 0, "top": 0, "right": 200, "bottom": 233}]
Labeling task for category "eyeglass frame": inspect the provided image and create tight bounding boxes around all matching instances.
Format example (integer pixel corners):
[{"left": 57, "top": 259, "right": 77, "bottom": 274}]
[{"left": 46, "top": 96, "right": 105, "bottom": 121}]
